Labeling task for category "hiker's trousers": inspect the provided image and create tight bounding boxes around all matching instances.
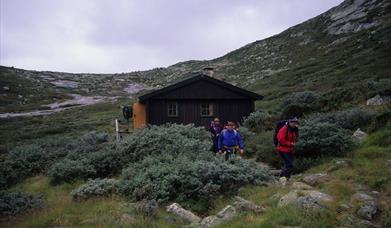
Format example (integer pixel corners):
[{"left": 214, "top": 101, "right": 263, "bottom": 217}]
[{"left": 279, "top": 151, "right": 294, "bottom": 179}]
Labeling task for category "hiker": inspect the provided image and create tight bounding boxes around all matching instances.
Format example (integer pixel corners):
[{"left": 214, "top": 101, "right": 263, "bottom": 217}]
[
  {"left": 218, "top": 121, "right": 244, "bottom": 160},
  {"left": 209, "top": 117, "right": 223, "bottom": 153},
  {"left": 276, "top": 117, "right": 299, "bottom": 180}
]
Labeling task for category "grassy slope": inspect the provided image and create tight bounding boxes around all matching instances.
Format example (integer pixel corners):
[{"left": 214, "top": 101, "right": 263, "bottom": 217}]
[
  {"left": 0, "top": 99, "right": 132, "bottom": 154},
  {"left": 3, "top": 176, "right": 181, "bottom": 228},
  {"left": 2, "top": 127, "right": 389, "bottom": 227},
  {"left": 220, "top": 126, "right": 391, "bottom": 227},
  {"left": 0, "top": 67, "right": 71, "bottom": 113}
]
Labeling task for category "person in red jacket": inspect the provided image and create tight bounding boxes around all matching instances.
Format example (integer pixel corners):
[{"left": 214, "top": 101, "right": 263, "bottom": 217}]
[{"left": 277, "top": 117, "right": 299, "bottom": 180}]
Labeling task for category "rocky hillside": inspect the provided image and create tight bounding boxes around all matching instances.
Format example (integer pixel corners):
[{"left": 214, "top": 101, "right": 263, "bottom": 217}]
[{"left": 1, "top": 0, "right": 390, "bottom": 113}]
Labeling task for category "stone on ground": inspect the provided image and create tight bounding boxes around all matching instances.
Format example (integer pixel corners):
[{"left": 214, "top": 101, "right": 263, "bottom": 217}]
[
  {"left": 233, "top": 196, "right": 266, "bottom": 213},
  {"left": 302, "top": 173, "right": 328, "bottom": 185},
  {"left": 166, "top": 203, "right": 201, "bottom": 224}
]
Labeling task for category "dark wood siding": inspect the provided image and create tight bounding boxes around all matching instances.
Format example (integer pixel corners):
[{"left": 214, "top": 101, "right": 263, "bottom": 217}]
[
  {"left": 141, "top": 75, "right": 261, "bottom": 128},
  {"left": 155, "top": 81, "right": 248, "bottom": 100},
  {"left": 148, "top": 99, "right": 253, "bottom": 127}
]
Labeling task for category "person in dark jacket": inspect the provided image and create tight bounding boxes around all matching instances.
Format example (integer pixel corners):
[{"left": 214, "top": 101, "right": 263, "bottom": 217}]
[
  {"left": 209, "top": 117, "right": 223, "bottom": 153},
  {"left": 218, "top": 121, "right": 244, "bottom": 160},
  {"left": 277, "top": 117, "right": 299, "bottom": 180}
]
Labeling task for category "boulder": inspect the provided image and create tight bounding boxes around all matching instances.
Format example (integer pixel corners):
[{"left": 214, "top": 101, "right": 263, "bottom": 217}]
[
  {"left": 351, "top": 193, "right": 374, "bottom": 202},
  {"left": 302, "top": 173, "right": 328, "bottom": 185},
  {"left": 233, "top": 196, "right": 266, "bottom": 213},
  {"left": 166, "top": 203, "right": 201, "bottom": 224},
  {"left": 278, "top": 190, "right": 333, "bottom": 210},
  {"left": 357, "top": 201, "right": 377, "bottom": 220},
  {"left": 269, "top": 169, "right": 281, "bottom": 176},
  {"left": 199, "top": 205, "right": 237, "bottom": 228},
  {"left": 291, "top": 182, "right": 313, "bottom": 190},
  {"left": 352, "top": 128, "right": 368, "bottom": 142},
  {"left": 351, "top": 192, "right": 378, "bottom": 221},
  {"left": 366, "top": 94, "right": 390, "bottom": 106},
  {"left": 326, "top": 160, "right": 350, "bottom": 172}
]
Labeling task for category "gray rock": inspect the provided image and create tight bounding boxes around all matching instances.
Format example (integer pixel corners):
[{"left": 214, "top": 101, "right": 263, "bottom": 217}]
[
  {"left": 366, "top": 94, "right": 390, "bottom": 105},
  {"left": 216, "top": 205, "right": 237, "bottom": 219},
  {"left": 352, "top": 128, "right": 368, "bottom": 142},
  {"left": 351, "top": 193, "right": 374, "bottom": 202},
  {"left": 3, "top": 86, "right": 9, "bottom": 91},
  {"left": 302, "top": 173, "right": 328, "bottom": 185},
  {"left": 351, "top": 192, "right": 378, "bottom": 221},
  {"left": 269, "top": 169, "right": 281, "bottom": 176},
  {"left": 295, "top": 195, "right": 323, "bottom": 211},
  {"left": 166, "top": 203, "right": 201, "bottom": 224},
  {"left": 357, "top": 201, "right": 377, "bottom": 220},
  {"left": 233, "top": 196, "right": 266, "bottom": 213},
  {"left": 50, "top": 80, "right": 79, "bottom": 89},
  {"left": 278, "top": 190, "right": 333, "bottom": 210},
  {"left": 291, "top": 182, "right": 313, "bottom": 190},
  {"left": 199, "top": 205, "right": 237, "bottom": 228}
]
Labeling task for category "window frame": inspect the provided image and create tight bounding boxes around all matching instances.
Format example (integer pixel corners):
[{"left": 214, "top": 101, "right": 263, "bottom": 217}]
[
  {"left": 200, "top": 103, "right": 214, "bottom": 117},
  {"left": 167, "top": 102, "right": 179, "bottom": 117}
]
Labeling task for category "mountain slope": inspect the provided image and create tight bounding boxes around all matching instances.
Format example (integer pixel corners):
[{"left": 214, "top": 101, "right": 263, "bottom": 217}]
[{"left": 1, "top": 0, "right": 390, "bottom": 113}]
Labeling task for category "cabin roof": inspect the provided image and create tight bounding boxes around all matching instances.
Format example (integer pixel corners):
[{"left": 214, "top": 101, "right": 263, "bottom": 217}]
[{"left": 138, "top": 74, "right": 263, "bottom": 102}]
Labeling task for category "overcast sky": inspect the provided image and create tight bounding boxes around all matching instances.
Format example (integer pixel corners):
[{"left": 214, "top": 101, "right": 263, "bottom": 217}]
[{"left": 0, "top": 0, "right": 343, "bottom": 73}]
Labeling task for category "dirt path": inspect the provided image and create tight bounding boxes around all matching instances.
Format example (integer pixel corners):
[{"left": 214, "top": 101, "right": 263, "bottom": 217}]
[{"left": 0, "top": 94, "right": 117, "bottom": 118}]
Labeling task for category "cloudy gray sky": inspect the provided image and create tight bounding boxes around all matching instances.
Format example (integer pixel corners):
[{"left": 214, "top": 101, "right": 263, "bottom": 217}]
[{"left": 0, "top": 0, "right": 343, "bottom": 73}]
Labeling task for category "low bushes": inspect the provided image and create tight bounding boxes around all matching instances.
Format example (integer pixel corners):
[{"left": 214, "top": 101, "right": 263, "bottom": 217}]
[
  {"left": 48, "top": 159, "right": 96, "bottom": 184},
  {"left": 0, "top": 132, "right": 109, "bottom": 189},
  {"left": 280, "top": 91, "right": 321, "bottom": 118},
  {"left": 295, "top": 122, "right": 353, "bottom": 158},
  {"left": 0, "top": 191, "right": 44, "bottom": 217},
  {"left": 243, "top": 110, "right": 275, "bottom": 132},
  {"left": 71, "top": 178, "right": 119, "bottom": 201},
  {"left": 118, "top": 153, "right": 272, "bottom": 206},
  {"left": 48, "top": 124, "right": 213, "bottom": 184},
  {"left": 51, "top": 124, "right": 274, "bottom": 213},
  {"left": 306, "top": 108, "right": 375, "bottom": 131}
]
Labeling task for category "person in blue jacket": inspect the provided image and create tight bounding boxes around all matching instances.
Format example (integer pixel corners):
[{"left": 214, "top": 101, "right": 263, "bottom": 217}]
[{"left": 218, "top": 121, "right": 244, "bottom": 160}]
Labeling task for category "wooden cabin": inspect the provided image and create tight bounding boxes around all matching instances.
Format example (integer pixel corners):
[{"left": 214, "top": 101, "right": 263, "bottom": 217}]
[{"left": 133, "top": 72, "right": 263, "bottom": 128}]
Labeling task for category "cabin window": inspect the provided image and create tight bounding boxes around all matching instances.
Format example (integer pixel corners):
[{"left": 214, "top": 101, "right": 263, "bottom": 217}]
[
  {"left": 167, "top": 102, "right": 178, "bottom": 117},
  {"left": 200, "top": 103, "right": 213, "bottom": 117}
]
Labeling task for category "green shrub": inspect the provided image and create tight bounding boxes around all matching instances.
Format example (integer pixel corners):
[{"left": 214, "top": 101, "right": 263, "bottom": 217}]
[
  {"left": 0, "top": 138, "right": 73, "bottom": 189},
  {"left": 0, "top": 191, "right": 44, "bottom": 217},
  {"left": 307, "top": 108, "right": 375, "bottom": 130},
  {"left": 133, "top": 199, "right": 158, "bottom": 216},
  {"left": 280, "top": 91, "right": 320, "bottom": 118},
  {"left": 256, "top": 143, "right": 282, "bottom": 168},
  {"left": 48, "top": 159, "right": 96, "bottom": 184},
  {"left": 0, "top": 133, "right": 109, "bottom": 189},
  {"left": 118, "top": 153, "right": 272, "bottom": 206},
  {"left": 295, "top": 122, "right": 353, "bottom": 158},
  {"left": 47, "top": 124, "right": 212, "bottom": 184},
  {"left": 80, "top": 131, "right": 109, "bottom": 145},
  {"left": 237, "top": 127, "right": 258, "bottom": 157},
  {"left": 243, "top": 110, "right": 275, "bottom": 132},
  {"left": 71, "top": 178, "right": 119, "bottom": 201},
  {"left": 114, "top": 123, "right": 211, "bottom": 163}
]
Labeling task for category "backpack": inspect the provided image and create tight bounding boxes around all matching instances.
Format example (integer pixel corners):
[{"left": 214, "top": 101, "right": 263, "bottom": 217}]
[
  {"left": 122, "top": 106, "right": 132, "bottom": 121},
  {"left": 273, "top": 120, "right": 287, "bottom": 146}
]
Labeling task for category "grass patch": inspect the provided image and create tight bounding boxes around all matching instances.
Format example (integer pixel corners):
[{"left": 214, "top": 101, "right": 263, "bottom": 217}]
[{"left": 2, "top": 176, "right": 184, "bottom": 227}]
